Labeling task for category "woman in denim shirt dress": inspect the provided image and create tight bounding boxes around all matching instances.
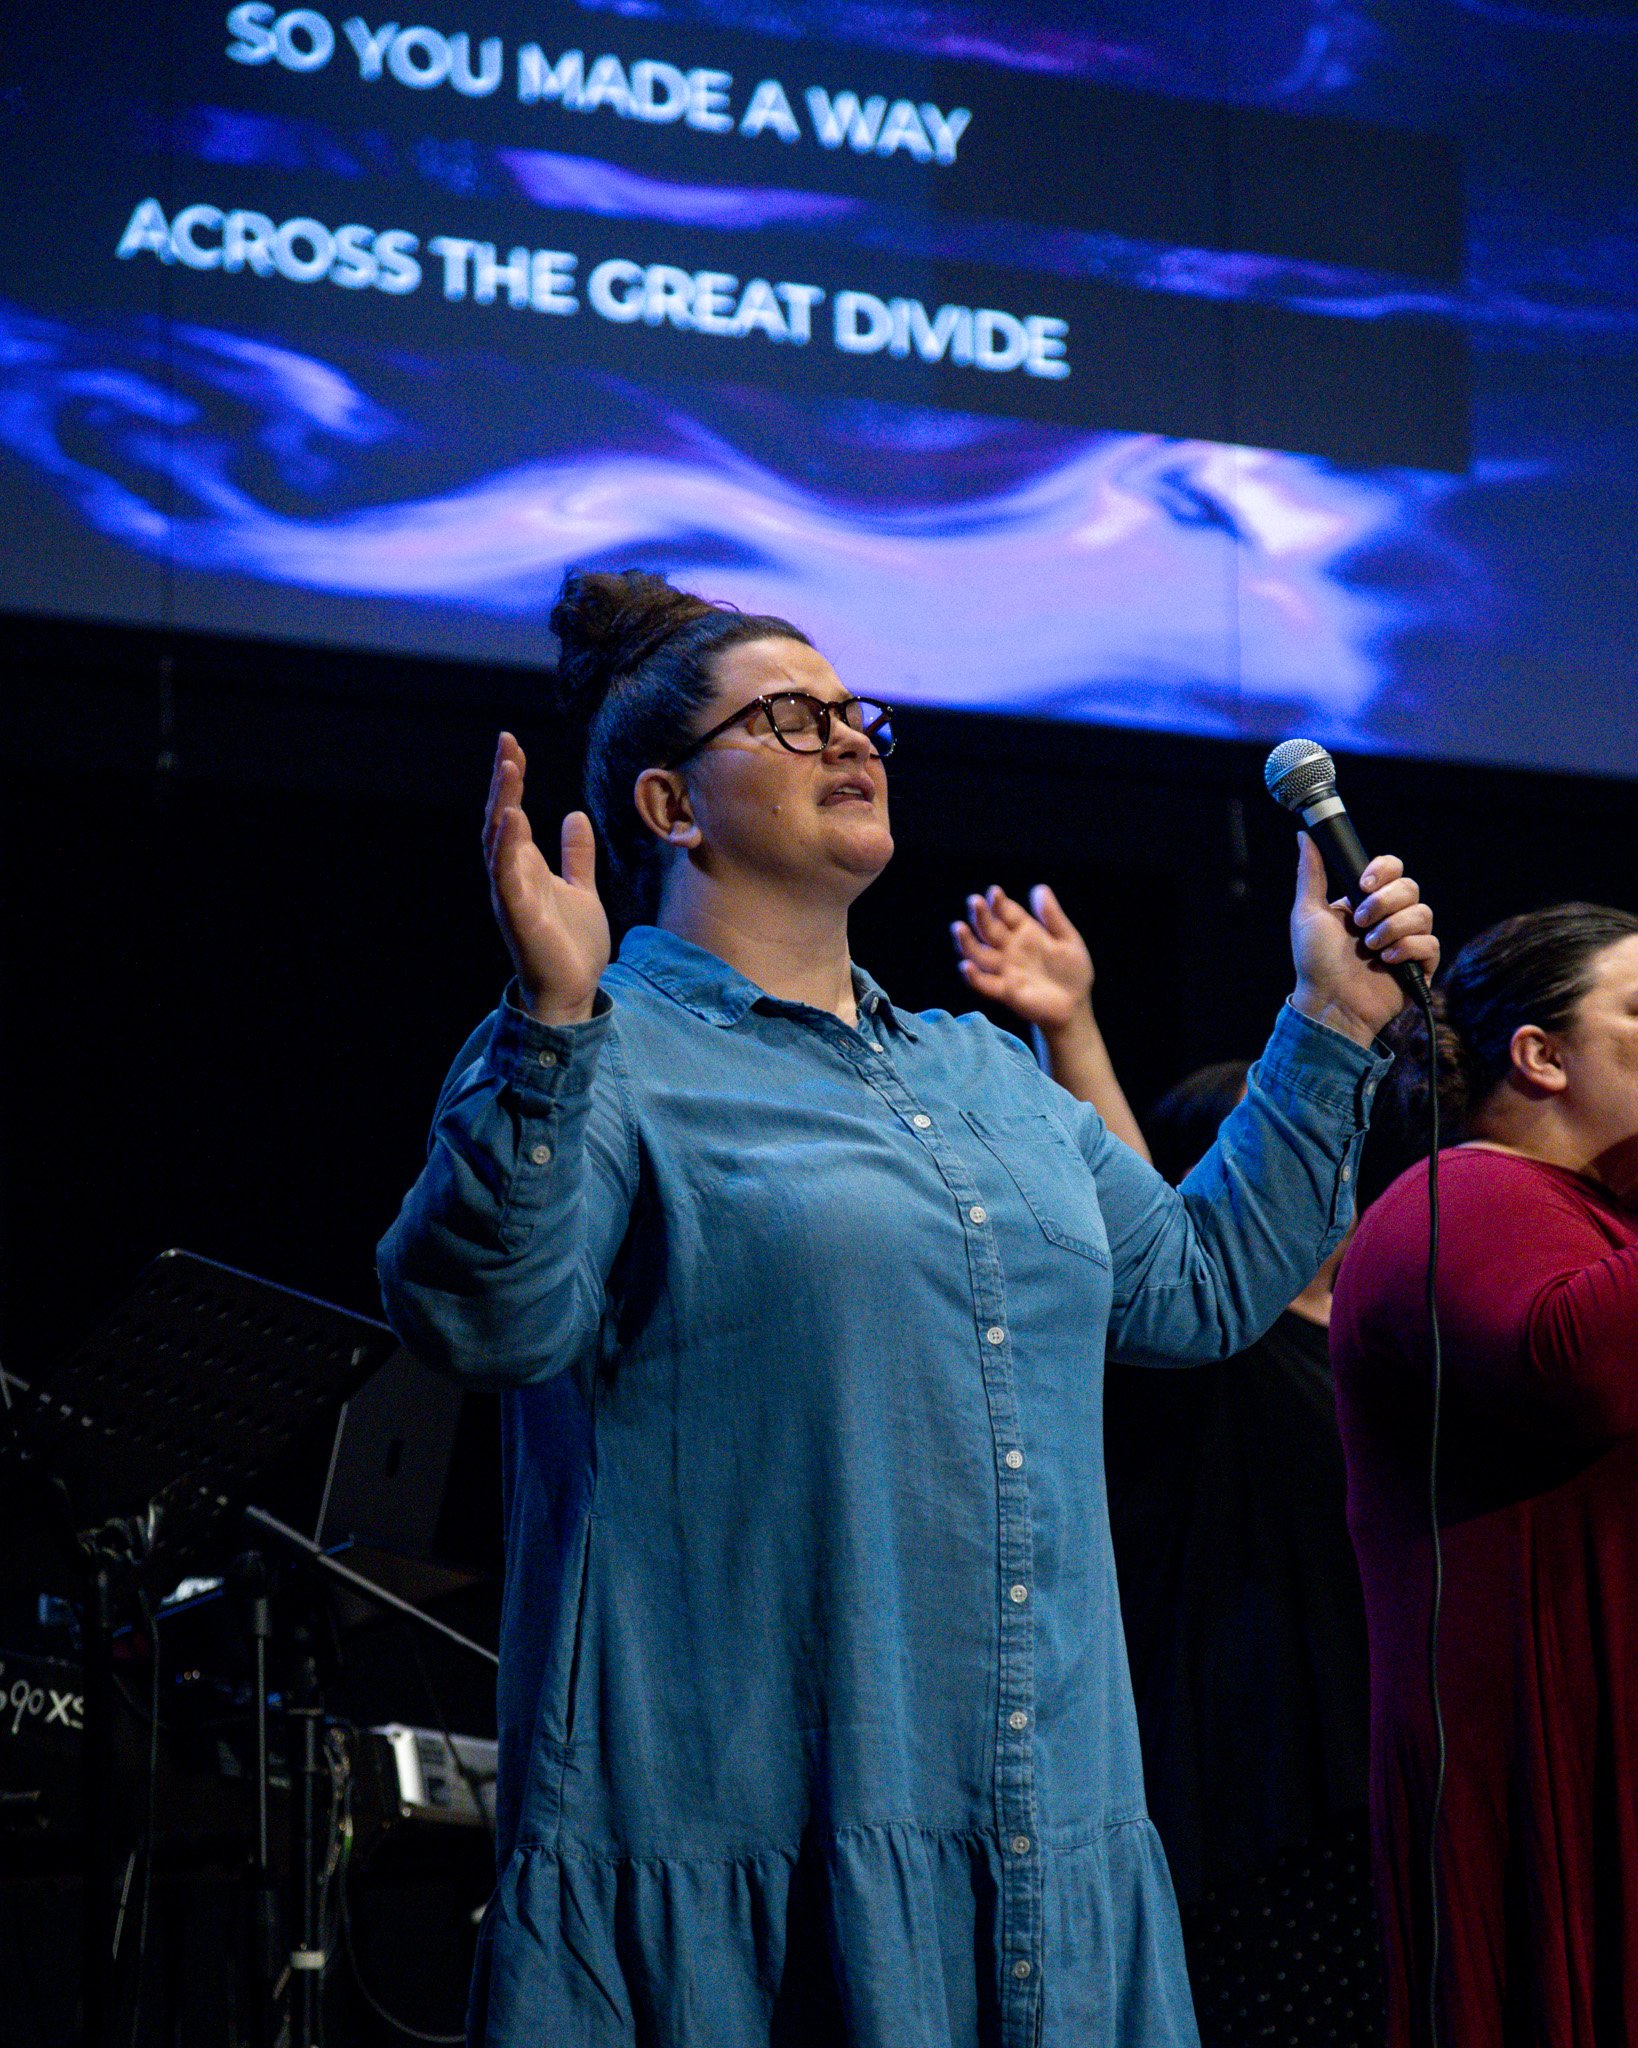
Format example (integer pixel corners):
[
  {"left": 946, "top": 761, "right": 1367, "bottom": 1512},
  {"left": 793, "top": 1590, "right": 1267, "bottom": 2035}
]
[{"left": 379, "top": 572, "right": 1438, "bottom": 2048}]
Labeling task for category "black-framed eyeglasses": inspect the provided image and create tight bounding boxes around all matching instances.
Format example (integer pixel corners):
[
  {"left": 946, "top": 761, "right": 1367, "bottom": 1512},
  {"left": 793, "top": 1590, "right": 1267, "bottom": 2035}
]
[{"left": 667, "top": 692, "right": 897, "bottom": 768}]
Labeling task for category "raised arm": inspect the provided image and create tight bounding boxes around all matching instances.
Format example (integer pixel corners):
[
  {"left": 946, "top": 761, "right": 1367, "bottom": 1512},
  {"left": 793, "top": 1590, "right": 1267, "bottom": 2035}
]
[
  {"left": 1072, "top": 835, "right": 1438, "bottom": 1362},
  {"left": 377, "top": 734, "right": 636, "bottom": 1386},
  {"left": 952, "top": 883, "right": 1152, "bottom": 1161}
]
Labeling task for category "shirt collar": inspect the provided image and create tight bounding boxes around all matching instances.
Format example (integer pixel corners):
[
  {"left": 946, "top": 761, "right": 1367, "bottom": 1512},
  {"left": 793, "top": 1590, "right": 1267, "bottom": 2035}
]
[
  {"left": 616, "top": 925, "right": 919, "bottom": 1040},
  {"left": 853, "top": 966, "right": 920, "bottom": 1040}
]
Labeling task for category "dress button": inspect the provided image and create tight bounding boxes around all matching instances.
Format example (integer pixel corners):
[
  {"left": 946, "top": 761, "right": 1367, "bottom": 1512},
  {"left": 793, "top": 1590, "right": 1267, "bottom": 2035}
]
[
  {"left": 969, "top": 1205, "right": 987, "bottom": 1225},
  {"left": 986, "top": 1326, "right": 1005, "bottom": 1346},
  {"left": 536, "top": 1050, "right": 557, "bottom": 1068},
  {"left": 1013, "top": 1959, "right": 1032, "bottom": 1980},
  {"left": 530, "top": 1143, "right": 552, "bottom": 1166},
  {"left": 1341, "top": 1164, "right": 1353, "bottom": 1182},
  {"left": 912, "top": 1113, "right": 932, "bottom": 1129},
  {"left": 1012, "top": 1835, "right": 1031, "bottom": 1856},
  {"left": 1004, "top": 1449, "right": 1024, "bottom": 1470},
  {"left": 1009, "top": 1583, "right": 1029, "bottom": 1605},
  {"left": 1008, "top": 1710, "right": 1029, "bottom": 1731},
  {"left": 868, "top": 1042, "right": 884, "bottom": 1054}
]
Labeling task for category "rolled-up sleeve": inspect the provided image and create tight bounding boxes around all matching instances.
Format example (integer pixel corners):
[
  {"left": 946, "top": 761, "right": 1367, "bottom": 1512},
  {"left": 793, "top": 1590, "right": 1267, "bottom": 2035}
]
[
  {"left": 377, "top": 985, "right": 638, "bottom": 1387},
  {"left": 1078, "top": 1000, "right": 1390, "bottom": 1364}
]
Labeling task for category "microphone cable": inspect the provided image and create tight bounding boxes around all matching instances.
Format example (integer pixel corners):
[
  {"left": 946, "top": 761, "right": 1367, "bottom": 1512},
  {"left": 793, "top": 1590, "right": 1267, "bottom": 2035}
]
[
  {"left": 1408, "top": 975, "right": 1446, "bottom": 2048},
  {"left": 1264, "top": 740, "right": 1446, "bottom": 2046}
]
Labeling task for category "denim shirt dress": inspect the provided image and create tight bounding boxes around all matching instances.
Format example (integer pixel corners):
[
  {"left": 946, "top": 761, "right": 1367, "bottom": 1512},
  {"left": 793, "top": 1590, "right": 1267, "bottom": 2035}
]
[{"left": 378, "top": 925, "right": 1388, "bottom": 2048}]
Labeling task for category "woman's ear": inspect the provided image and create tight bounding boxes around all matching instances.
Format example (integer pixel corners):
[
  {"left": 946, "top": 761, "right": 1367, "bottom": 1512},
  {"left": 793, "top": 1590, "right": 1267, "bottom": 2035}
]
[
  {"left": 634, "top": 767, "right": 703, "bottom": 850},
  {"left": 1509, "top": 1022, "right": 1569, "bottom": 1096}
]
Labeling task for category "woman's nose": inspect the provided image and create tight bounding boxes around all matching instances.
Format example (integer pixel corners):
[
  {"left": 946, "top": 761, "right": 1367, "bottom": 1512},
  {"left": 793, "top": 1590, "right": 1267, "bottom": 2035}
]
[{"left": 824, "top": 717, "right": 871, "bottom": 760}]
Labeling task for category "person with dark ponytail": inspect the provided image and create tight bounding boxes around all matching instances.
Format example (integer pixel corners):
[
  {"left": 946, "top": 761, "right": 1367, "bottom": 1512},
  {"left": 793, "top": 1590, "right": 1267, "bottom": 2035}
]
[
  {"left": 378, "top": 568, "right": 1438, "bottom": 2048},
  {"left": 1330, "top": 903, "right": 1638, "bottom": 2047}
]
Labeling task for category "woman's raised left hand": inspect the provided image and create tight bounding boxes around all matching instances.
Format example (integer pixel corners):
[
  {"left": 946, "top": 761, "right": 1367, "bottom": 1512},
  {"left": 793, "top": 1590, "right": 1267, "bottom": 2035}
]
[{"left": 1289, "top": 835, "right": 1439, "bottom": 1045}]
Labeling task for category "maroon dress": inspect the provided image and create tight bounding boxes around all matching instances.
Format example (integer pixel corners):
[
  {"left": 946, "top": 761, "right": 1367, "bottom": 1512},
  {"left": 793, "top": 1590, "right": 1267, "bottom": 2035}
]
[{"left": 1332, "top": 1148, "right": 1638, "bottom": 2047}]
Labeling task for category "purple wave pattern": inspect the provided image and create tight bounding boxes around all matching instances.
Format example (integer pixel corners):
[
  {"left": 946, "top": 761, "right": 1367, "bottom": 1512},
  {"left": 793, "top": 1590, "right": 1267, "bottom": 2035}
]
[
  {"left": 498, "top": 148, "right": 860, "bottom": 228},
  {"left": 0, "top": 305, "right": 1440, "bottom": 727}
]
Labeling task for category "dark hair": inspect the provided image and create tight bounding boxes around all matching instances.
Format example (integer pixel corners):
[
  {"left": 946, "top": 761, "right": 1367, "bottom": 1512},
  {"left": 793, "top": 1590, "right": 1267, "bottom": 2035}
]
[
  {"left": 1145, "top": 1058, "right": 1253, "bottom": 1187},
  {"left": 1375, "top": 901, "right": 1638, "bottom": 1163},
  {"left": 550, "top": 569, "right": 812, "bottom": 921}
]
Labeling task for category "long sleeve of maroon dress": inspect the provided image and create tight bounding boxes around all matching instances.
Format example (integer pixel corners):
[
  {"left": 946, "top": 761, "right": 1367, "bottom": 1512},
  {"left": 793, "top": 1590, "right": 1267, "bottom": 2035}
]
[{"left": 1331, "top": 1148, "right": 1638, "bottom": 2047}]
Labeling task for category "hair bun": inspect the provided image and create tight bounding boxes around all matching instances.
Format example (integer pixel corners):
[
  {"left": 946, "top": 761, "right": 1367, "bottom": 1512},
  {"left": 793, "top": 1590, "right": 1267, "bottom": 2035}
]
[
  {"left": 1365, "top": 989, "right": 1471, "bottom": 1199},
  {"left": 550, "top": 569, "right": 721, "bottom": 727}
]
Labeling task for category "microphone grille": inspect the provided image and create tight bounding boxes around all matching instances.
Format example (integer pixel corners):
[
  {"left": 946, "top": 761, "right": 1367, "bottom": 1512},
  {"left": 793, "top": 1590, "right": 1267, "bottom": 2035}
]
[{"left": 1264, "top": 738, "right": 1337, "bottom": 813}]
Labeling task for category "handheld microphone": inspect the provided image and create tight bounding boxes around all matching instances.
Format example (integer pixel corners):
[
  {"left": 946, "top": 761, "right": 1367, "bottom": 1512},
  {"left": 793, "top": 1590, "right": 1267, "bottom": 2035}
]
[{"left": 1263, "top": 738, "right": 1429, "bottom": 997}]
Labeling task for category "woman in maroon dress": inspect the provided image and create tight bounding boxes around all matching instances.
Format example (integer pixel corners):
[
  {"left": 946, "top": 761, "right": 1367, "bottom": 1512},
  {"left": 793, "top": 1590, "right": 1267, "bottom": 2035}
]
[{"left": 1331, "top": 902, "right": 1638, "bottom": 2047}]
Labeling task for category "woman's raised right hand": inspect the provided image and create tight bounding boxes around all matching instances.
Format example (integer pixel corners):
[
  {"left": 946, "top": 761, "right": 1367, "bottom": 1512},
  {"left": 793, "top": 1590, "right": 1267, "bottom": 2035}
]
[{"left": 483, "top": 732, "right": 611, "bottom": 1025}]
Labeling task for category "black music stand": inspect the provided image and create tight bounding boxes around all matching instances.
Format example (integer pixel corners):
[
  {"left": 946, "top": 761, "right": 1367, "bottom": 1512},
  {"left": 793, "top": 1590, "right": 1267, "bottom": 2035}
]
[{"left": 1, "top": 1249, "right": 400, "bottom": 2048}]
